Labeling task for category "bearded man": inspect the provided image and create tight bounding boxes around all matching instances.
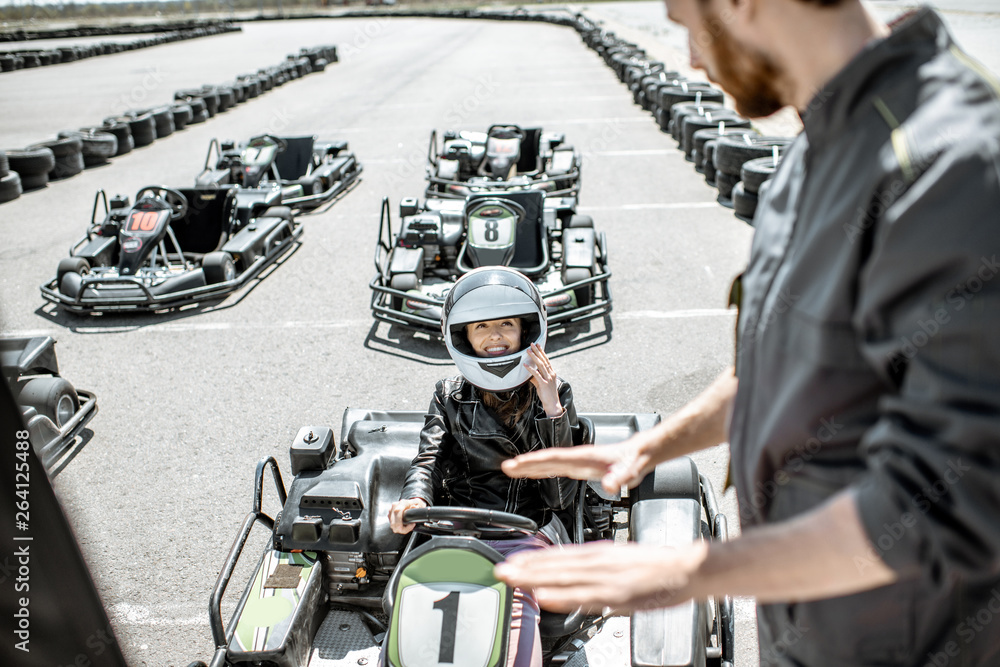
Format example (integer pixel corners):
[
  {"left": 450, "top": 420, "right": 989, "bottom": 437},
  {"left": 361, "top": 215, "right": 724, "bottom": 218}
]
[{"left": 496, "top": 0, "right": 1000, "bottom": 665}]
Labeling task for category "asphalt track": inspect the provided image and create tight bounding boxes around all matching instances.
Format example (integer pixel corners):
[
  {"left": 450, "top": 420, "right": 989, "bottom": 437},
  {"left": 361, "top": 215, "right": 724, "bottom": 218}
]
[{"left": 0, "top": 2, "right": 996, "bottom": 665}]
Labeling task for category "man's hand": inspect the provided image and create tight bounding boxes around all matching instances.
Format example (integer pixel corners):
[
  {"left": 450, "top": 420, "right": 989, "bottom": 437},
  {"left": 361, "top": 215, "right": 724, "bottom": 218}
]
[
  {"left": 388, "top": 498, "right": 428, "bottom": 534},
  {"left": 501, "top": 435, "right": 653, "bottom": 494},
  {"left": 494, "top": 541, "right": 708, "bottom": 614}
]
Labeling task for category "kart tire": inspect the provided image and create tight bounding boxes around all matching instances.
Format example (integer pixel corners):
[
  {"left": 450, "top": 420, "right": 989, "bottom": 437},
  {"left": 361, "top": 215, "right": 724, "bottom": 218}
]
[
  {"left": 32, "top": 137, "right": 84, "bottom": 179},
  {"left": 670, "top": 100, "right": 726, "bottom": 141},
  {"left": 703, "top": 140, "right": 718, "bottom": 187},
  {"left": 716, "top": 171, "right": 739, "bottom": 203},
  {"left": 203, "top": 251, "right": 237, "bottom": 284},
  {"left": 681, "top": 112, "right": 749, "bottom": 159},
  {"left": 741, "top": 156, "right": 782, "bottom": 194},
  {"left": 564, "top": 267, "right": 594, "bottom": 308},
  {"left": 101, "top": 121, "right": 134, "bottom": 156},
  {"left": 567, "top": 214, "right": 593, "bottom": 228},
  {"left": 124, "top": 113, "right": 156, "bottom": 147},
  {"left": 715, "top": 135, "right": 792, "bottom": 177},
  {"left": 5, "top": 146, "right": 56, "bottom": 176},
  {"left": 390, "top": 272, "right": 418, "bottom": 311},
  {"left": 60, "top": 129, "right": 118, "bottom": 166},
  {"left": 171, "top": 103, "right": 193, "bottom": 130},
  {"left": 657, "top": 84, "right": 723, "bottom": 124},
  {"left": 0, "top": 171, "right": 21, "bottom": 203},
  {"left": 732, "top": 181, "right": 758, "bottom": 221},
  {"left": 19, "top": 170, "right": 49, "bottom": 191},
  {"left": 216, "top": 87, "right": 235, "bottom": 111},
  {"left": 59, "top": 271, "right": 86, "bottom": 299},
  {"left": 198, "top": 89, "right": 220, "bottom": 117},
  {"left": 146, "top": 106, "right": 175, "bottom": 138},
  {"left": 0, "top": 150, "right": 7, "bottom": 176},
  {"left": 17, "top": 376, "right": 78, "bottom": 428},
  {"left": 57, "top": 257, "right": 90, "bottom": 284}
]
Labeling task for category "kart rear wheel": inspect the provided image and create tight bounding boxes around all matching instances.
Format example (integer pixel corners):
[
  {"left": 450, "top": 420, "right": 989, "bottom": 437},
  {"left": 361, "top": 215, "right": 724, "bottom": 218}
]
[
  {"left": 203, "top": 251, "right": 237, "bottom": 284},
  {"left": 564, "top": 267, "right": 594, "bottom": 308},
  {"left": 17, "top": 377, "right": 78, "bottom": 427},
  {"left": 57, "top": 257, "right": 91, "bottom": 284}
]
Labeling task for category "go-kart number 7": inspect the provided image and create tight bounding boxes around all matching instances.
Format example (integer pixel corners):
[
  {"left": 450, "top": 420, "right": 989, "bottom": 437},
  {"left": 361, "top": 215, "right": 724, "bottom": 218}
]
[{"left": 126, "top": 210, "right": 165, "bottom": 232}]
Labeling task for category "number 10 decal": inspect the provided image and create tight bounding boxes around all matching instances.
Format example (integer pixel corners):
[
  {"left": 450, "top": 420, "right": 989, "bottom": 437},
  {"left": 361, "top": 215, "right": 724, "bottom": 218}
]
[{"left": 126, "top": 210, "right": 165, "bottom": 233}]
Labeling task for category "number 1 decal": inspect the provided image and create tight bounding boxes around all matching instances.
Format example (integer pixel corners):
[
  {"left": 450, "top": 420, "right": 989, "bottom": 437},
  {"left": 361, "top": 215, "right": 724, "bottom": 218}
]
[{"left": 432, "top": 591, "right": 460, "bottom": 663}]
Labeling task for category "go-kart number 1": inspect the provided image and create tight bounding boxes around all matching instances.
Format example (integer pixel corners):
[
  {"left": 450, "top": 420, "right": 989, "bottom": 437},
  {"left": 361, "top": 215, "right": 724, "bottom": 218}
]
[
  {"left": 433, "top": 591, "right": 460, "bottom": 663},
  {"left": 397, "top": 582, "right": 501, "bottom": 667},
  {"left": 126, "top": 210, "right": 165, "bottom": 232}
]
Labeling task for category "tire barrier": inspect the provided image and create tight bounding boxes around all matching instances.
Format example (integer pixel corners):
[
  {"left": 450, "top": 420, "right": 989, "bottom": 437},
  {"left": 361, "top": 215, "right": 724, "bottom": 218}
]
[
  {"left": 0, "top": 42, "right": 338, "bottom": 205},
  {"left": 0, "top": 22, "right": 242, "bottom": 73}
]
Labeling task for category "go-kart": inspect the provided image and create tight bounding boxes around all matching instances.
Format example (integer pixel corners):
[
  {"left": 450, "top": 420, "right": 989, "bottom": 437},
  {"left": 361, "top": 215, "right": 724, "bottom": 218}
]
[
  {"left": 370, "top": 190, "right": 612, "bottom": 333},
  {"left": 1, "top": 336, "right": 97, "bottom": 475},
  {"left": 196, "top": 134, "right": 362, "bottom": 211},
  {"left": 40, "top": 185, "right": 301, "bottom": 313},
  {"left": 204, "top": 409, "right": 736, "bottom": 667},
  {"left": 426, "top": 124, "right": 581, "bottom": 199}
]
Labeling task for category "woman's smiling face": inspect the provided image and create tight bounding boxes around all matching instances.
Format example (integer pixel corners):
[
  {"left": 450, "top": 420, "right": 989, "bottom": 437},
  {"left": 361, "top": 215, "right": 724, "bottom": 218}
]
[{"left": 465, "top": 317, "right": 523, "bottom": 358}]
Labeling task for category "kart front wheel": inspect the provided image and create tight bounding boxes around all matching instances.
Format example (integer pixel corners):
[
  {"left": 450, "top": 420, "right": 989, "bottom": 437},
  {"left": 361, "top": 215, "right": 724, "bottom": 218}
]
[
  {"left": 203, "top": 252, "right": 236, "bottom": 284},
  {"left": 57, "top": 256, "right": 90, "bottom": 284},
  {"left": 17, "top": 377, "right": 79, "bottom": 427},
  {"left": 564, "top": 267, "right": 594, "bottom": 308}
]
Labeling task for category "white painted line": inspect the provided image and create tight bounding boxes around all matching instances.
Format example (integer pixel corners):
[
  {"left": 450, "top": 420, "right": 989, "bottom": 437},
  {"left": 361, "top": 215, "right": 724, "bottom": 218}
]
[
  {"left": 588, "top": 149, "right": 678, "bottom": 156},
  {"left": 618, "top": 309, "right": 735, "bottom": 320},
  {"left": 2, "top": 319, "right": 366, "bottom": 337},
  {"left": 108, "top": 603, "right": 208, "bottom": 627},
  {"left": 577, "top": 202, "right": 719, "bottom": 211}
]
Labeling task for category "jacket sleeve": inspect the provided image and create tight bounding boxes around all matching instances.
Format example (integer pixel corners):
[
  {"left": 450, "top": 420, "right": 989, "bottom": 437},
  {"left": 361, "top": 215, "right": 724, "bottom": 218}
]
[
  {"left": 852, "top": 147, "right": 1000, "bottom": 582},
  {"left": 399, "top": 381, "right": 453, "bottom": 506},
  {"left": 535, "top": 378, "right": 585, "bottom": 510}
]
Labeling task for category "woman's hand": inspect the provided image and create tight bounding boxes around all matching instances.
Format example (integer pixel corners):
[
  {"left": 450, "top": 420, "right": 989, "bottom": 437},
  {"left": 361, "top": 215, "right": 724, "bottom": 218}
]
[
  {"left": 524, "top": 343, "right": 563, "bottom": 418},
  {"left": 388, "top": 497, "right": 428, "bottom": 534}
]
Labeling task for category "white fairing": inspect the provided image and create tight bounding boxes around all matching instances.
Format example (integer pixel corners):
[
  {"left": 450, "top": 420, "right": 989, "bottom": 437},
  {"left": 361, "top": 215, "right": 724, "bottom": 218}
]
[{"left": 397, "top": 582, "right": 501, "bottom": 667}]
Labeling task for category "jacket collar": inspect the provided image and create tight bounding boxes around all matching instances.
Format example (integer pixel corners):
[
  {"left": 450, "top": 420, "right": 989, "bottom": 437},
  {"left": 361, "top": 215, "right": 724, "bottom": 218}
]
[{"left": 800, "top": 7, "right": 950, "bottom": 151}]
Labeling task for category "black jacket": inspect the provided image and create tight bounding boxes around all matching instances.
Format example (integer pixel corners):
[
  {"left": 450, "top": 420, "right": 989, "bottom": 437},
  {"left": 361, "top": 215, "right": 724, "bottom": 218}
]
[
  {"left": 399, "top": 375, "right": 584, "bottom": 525},
  {"left": 731, "top": 8, "right": 1000, "bottom": 666}
]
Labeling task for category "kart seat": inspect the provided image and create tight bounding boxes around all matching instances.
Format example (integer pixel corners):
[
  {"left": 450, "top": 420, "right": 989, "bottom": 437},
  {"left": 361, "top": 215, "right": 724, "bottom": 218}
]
[
  {"left": 516, "top": 127, "right": 542, "bottom": 174},
  {"left": 464, "top": 190, "right": 548, "bottom": 276},
  {"left": 166, "top": 187, "right": 236, "bottom": 254},
  {"left": 273, "top": 135, "right": 315, "bottom": 180}
]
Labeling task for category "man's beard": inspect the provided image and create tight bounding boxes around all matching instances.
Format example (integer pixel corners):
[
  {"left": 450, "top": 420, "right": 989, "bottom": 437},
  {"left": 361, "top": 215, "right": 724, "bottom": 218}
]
[{"left": 701, "top": 15, "right": 787, "bottom": 118}]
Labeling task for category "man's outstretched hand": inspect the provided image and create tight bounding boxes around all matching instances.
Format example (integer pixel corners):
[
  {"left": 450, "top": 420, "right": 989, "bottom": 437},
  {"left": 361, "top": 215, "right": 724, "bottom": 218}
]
[
  {"left": 501, "top": 436, "right": 654, "bottom": 494},
  {"left": 494, "top": 541, "right": 707, "bottom": 614}
]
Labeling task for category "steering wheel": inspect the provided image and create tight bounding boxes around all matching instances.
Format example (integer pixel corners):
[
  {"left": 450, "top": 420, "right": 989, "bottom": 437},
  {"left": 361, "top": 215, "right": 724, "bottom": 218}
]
[
  {"left": 248, "top": 134, "right": 288, "bottom": 153},
  {"left": 402, "top": 507, "right": 537, "bottom": 540},
  {"left": 134, "top": 186, "right": 189, "bottom": 221}
]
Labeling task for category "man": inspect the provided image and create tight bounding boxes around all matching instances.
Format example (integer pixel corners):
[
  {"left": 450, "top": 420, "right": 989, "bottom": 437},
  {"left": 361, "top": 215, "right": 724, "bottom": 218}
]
[{"left": 495, "top": 0, "right": 1000, "bottom": 664}]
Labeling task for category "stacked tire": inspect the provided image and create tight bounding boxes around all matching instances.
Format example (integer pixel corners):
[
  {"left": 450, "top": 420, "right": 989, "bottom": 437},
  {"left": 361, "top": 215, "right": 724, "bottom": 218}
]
[
  {"left": 4, "top": 146, "right": 55, "bottom": 191},
  {"left": 712, "top": 136, "right": 792, "bottom": 207},
  {"left": 0, "top": 151, "right": 22, "bottom": 203},
  {"left": 735, "top": 156, "right": 783, "bottom": 223}
]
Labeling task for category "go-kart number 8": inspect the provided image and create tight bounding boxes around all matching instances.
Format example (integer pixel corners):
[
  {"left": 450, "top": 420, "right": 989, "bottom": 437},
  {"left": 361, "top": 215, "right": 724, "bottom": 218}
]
[
  {"left": 127, "top": 210, "right": 164, "bottom": 232},
  {"left": 397, "top": 582, "right": 501, "bottom": 667}
]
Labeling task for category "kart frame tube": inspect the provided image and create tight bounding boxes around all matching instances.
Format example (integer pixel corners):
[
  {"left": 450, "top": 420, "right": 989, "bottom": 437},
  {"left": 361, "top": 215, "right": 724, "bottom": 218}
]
[
  {"left": 280, "top": 155, "right": 363, "bottom": 209},
  {"left": 39, "top": 388, "right": 97, "bottom": 476},
  {"left": 209, "top": 456, "right": 287, "bottom": 667}
]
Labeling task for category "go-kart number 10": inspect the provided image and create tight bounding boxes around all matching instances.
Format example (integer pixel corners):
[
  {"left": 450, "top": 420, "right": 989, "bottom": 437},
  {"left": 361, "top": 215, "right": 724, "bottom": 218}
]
[
  {"left": 126, "top": 210, "right": 167, "bottom": 232},
  {"left": 397, "top": 582, "right": 502, "bottom": 667}
]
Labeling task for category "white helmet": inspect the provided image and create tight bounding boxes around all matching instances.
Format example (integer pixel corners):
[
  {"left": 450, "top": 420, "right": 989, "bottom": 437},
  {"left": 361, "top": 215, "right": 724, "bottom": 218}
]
[{"left": 442, "top": 266, "right": 547, "bottom": 392}]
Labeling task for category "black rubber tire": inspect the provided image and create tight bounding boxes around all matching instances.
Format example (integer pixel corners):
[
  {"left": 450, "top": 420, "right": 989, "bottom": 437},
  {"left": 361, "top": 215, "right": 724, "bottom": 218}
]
[
  {"left": 389, "top": 272, "right": 418, "bottom": 311},
  {"left": 0, "top": 55, "right": 15, "bottom": 72},
  {"left": 703, "top": 140, "right": 718, "bottom": 186},
  {"left": 57, "top": 256, "right": 90, "bottom": 284},
  {"left": 215, "top": 87, "right": 235, "bottom": 112},
  {"left": 669, "top": 101, "right": 726, "bottom": 141},
  {"left": 30, "top": 138, "right": 84, "bottom": 179},
  {"left": 17, "top": 376, "right": 78, "bottom": 427},
  {"left": 0, "top": 150, "right": 7, "bottom": 177},
  {"left": 171, "top": 103, "right": 193, "bottom": 130},
  {"left": 35, "top": 135, "right": 82, "bottom": 158},
  {"left": 198, "top": 89, "right": 220, "bottom": 117},
  {"left": 715, "top": 135, "right": 792, "bottom": 177},
  {"left": 657, "top": 84, "right": 724, "bottom": 123},
  {"left": 732, "top": 181, "right": 758, "bottom": 221},
  {"left": 716, "top": 171, "right": 740, "bottom": 203},
  {"left": 145, "top": 106, "right": 175, "bottom": 138},
  {"left": 741, "top": 156, "right": 782, "bottom": 194},
  {"left": 22, "top": 53, "right": 40, "bottom": 68},
  {"left": 692, "top": 128, "right": 758, "bottom": 167},
  {"left": 101, "top": 121, "right": 134, "bottom": 156},
  {"left": 564, "top": 267, "right": 594, "bottom": 308},
  {"left": 680, "top": 111, "right": 748, "bottom": 158},
  {"left": 122, "top": 113, "right": 156, "bottom": 147},
  {"left": 60, "top": 129, "right": 118, "bottom": 166},
  {"left": 0, "top": 171, "right": 21, "bottom": 203},
  {"left": 203, "top": 251, "right": 237, "bottom": 284},
  {"left": 19, "top": 171, "right": 49, "bottom": 190}
]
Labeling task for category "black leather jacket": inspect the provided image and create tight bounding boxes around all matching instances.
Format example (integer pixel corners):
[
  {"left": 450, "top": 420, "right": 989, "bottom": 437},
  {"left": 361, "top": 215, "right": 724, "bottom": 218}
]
[{"left": 399, "top": 375, "right": 584, "bottom": 524}]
